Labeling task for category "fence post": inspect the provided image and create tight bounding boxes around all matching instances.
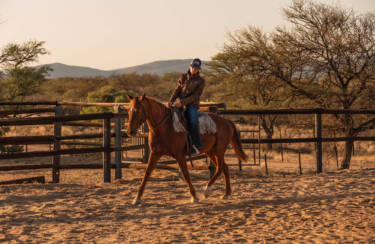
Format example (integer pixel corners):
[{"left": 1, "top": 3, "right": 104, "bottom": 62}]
[
  {"left": 103, "top": 117, "right": 111, "bottom": 182},
  {"left": 114, "top": 105, "right": 125, "bottom": 180},
  {"left": 258, "top": 114, "right": 261, "bottom": 165},
  {"left": 315, "top": 110, "right": 323, "bottom": 173},
  {"left": 280, "top": 130, "right": 284, "bottom": 162},
  {"left": 252, "top": 132, "right": 256, "bottom": 164},
  {"left": 238, "top": 131, "right": 242, "bottom": 171},
  {"left": 52, "top": 103, "right": 62, "bottom": 183}
]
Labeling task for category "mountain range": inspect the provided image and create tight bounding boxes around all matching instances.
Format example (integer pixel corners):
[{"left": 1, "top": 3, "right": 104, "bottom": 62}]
[{"left": 39, "top": 59, "right": 208, "bottom": 78}]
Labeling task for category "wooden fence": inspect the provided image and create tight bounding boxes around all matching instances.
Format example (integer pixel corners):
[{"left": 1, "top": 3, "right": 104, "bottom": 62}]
[
  {"left": 1, "top": 102, "right": 375, "bottom": 183},
  {"left": 217, "top": 108, "right": 375, "bottom": 173},
  {"left": 0, "top": 101, "right": 222, "bottom": 183}
]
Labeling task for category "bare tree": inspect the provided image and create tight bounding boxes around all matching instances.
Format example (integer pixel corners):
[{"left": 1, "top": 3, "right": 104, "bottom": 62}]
[
  {"left": 0, "top": 40, "right": 48, "bottom": 69},
  {"left": 211, "top": 0, "right": 375, "bottom": 168},
  {"left": 208, "top": 34, "right": 292, "bottom": 149}
]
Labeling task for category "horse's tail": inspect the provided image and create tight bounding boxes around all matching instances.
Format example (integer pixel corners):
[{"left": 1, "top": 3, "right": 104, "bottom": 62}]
[{"left": 229, "top": 121, "right": 248, "bottom": 162}]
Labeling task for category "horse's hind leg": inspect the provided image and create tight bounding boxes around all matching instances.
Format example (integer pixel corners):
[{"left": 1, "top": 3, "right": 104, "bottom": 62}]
[
  {"left": 176, "top": 156, "right": 199, "bottom": 203},
  {"left": 203, "top": 154, "right": 224, "bottom": 198},
  {"left": 222, "top": 162, "right": 232, "bottom": 199},
  {"left": 133, "top": 152, "right": 161, "bottom": 205}
]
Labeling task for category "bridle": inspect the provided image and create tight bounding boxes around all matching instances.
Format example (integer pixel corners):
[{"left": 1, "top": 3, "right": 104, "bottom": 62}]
[{"left": 132, "top": 98, "right": 170, "bottom": 135}]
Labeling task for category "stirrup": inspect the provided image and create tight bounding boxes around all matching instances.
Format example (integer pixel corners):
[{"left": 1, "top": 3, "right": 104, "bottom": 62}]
[{"left": 191, "top": 145, "right": 200, "bottom": 155}]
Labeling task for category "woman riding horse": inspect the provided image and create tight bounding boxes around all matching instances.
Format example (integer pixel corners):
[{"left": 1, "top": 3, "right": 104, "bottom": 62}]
[
  {"left": 127, "top": 94, "right": 248, "bottom": 205},
  {"left": 169, "top": 58, "right": 205, "bottom": 154}
]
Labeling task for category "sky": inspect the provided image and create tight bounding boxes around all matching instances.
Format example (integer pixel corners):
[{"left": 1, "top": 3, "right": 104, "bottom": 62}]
[{"left": 1, "top": 0, "right": 374, "bottom": 70}]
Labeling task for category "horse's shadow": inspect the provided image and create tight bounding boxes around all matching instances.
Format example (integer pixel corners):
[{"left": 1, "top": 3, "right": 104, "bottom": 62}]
[{"left": 119, "top": 191, "right": 373, "bottom": 221}]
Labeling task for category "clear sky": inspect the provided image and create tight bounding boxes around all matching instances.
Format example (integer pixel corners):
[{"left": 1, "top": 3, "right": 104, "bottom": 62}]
[{"left": 1, "top": 0, "right": 374, "bottom": 70}]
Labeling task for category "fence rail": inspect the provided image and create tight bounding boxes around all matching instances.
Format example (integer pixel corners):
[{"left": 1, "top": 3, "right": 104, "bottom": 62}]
[
  {"left": 1, "top": 102, "right": 375, "bottom": 183},
  {"left": 218, "top": 108, "right": 375, "bottom": 115},
  {"left": 0, "top": 108, "right": 56, "bottom": 116},
  {"left": 0, "top": 112, "right": 125, "bottom": 126},
  {"left": 240, "top": 136, "right": 375, "bottom": 144},
  {"left": 0, "top": 101, "right": 58, "bottom": 106}
]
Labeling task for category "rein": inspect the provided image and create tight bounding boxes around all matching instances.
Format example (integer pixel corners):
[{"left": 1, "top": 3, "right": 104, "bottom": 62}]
[{"left": 141, "top": 99, "right": 171, "bottom": 135}]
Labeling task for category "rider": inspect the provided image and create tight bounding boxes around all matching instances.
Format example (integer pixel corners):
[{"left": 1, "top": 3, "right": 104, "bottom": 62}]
[{"left": 169, "top": 58, "right": 205, "bottom": 154}]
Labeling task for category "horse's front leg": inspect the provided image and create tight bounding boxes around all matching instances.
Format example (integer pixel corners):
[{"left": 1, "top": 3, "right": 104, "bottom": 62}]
[
  {"left": 132, "top": 152, "right": 161, "bottom": 205},
  {"left": 176, "top": 156, "right": 199, "bottom": 203}
]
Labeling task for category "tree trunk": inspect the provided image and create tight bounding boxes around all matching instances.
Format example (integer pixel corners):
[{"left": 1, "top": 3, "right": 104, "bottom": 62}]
[
  {"left": 340, "top": 139, "right": 353, "bottom": 169},
  {"left": 265, "top": 131, "right": 273, "bottom": 150},
  {"left": 260, "top": 115, "right": 275, "bottom": 150},
  {"left": 340, "top": 113, "right": 354, "bottom": 169}
]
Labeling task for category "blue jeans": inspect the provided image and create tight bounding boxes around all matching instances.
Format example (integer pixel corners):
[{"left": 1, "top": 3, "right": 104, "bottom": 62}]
[{"left": 186, "top": 105, "right": 202, "bottom": 148}]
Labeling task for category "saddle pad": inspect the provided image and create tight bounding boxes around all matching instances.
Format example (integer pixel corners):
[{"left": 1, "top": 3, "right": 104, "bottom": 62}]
[{"left": 172, "top": 111, "right": 217, "bottom": 134}]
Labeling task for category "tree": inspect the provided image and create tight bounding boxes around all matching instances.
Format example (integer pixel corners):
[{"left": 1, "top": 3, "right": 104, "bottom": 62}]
[
  {"left": 214, "top": 0, "right": 375, "bottom": 168},
  {"left": 208, "top": 34, "right": 293, "bottom": 149},
  {"left": 0, "top": 41, "right": 48, "bottom": 69},
  {"left": 5, "top": 66, "right": 50, "bottom": 101},
  {"left": 0, "top": 40, "right": 51, "bottom": 101},
  {"left": 0, "top": 40, "right": 49, "bottom": 153}
]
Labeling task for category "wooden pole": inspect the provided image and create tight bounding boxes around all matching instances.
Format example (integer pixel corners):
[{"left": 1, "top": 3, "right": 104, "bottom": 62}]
[
  {"left": 52, "top": 104, "right": 62, "bottom": 183},
  {"left": 352, "top": 143, "right": 355, "bottom": 156},
  {"left": 103, "top": 118, "right": 111, "bottom": 183},
  {"left": 238, "top": 131, "right": 242, "bottom": 171},
  {"left": 114, "top": 105, "right": 125, "bottom": 180},
  {"left": 264, "top": 154, "right": 268, "bottom": 176},
  {"left": 334, "top": 144, "right": 339, "bottom": 169},
  {"left": 252, "top": 132, "right": 256, "bottom": 164},
  {"left": 258, "top": 115, "right": 261, "bottom": 166},
  {"left": 315, "top": 111, "right": 323, "bottom": 173},
  {"left": 298, "top": 151, "right": 302, "bottom": 175},
  {"left": 280, "top": 130, "right": 284, "bottom": 162}
]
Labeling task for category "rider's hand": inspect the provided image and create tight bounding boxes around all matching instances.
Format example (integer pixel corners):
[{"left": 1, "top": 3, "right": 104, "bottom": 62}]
[{"left": 174, "top": 98, "right": 182, "bottom": 108}]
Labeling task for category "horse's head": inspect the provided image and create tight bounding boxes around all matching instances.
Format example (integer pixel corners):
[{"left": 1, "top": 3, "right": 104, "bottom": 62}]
[{"left": 126, "top": 94, "right": 147, "bottom": 137}]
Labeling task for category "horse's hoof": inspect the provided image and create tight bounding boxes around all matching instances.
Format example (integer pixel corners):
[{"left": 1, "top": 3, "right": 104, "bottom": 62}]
[
  {"left": 132, "top": 197, "right": 141, "bottom": 205},
  {"left": 203, "top": 186, "right": 210, "bottom": 198},
  {"left": 221, "top": 194, "right": 230, "bottom": 200},
  {"left": 203, "top": 186, "right": 210, "bottom": 199},
  {"left": 191, "top": 196, "right": 199, "bottom": 203}
]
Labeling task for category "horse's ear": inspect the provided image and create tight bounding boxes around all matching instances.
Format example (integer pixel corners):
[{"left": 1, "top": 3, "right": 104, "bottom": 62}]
[
  {"left": 139, "top": 93, "right": 146, "bottom": 102},
  {"left": 127, "top": 94, "right": 133, "bottom": 101}
]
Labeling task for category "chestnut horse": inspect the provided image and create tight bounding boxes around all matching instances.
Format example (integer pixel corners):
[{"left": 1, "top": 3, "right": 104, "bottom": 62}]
[{"left": 126, "top": 94, "right": 247, "bottom": 204}]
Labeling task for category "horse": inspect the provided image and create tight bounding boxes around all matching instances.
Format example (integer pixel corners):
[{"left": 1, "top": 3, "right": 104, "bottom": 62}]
[{"left": 126, "top": 94, "right": 248, "bottom": 204}]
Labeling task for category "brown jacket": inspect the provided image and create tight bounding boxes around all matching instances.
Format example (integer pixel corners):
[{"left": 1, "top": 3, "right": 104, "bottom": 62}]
[{"left": 169, "top": 71, "right": 205, "bottom": 108}]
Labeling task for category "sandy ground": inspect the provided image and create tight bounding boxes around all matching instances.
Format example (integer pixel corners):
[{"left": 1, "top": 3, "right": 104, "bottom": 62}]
[{"left": 0, "top": 160, "right": 374, "bottom": 243}]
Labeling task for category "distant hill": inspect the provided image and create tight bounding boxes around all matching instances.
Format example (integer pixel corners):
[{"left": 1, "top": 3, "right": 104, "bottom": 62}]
[
  {"left": 40, "top": 63, "right": 112, "bottom": 78},
  {"left": 39, "top": 59, "right": 208, "bottom": 78}
]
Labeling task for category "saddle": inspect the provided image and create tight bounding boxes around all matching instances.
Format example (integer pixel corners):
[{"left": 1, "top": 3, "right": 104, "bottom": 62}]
[
  {"left": 171, "top": 107, "right": 217, "bottom": 134},
  {"left": 170, "top": 106, "right": 217, "bottom": 162}
]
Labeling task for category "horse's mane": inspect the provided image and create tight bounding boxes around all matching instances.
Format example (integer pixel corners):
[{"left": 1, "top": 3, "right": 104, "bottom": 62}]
[{"left": 143, "top": 96, "right": 169, "bottom": 114}]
